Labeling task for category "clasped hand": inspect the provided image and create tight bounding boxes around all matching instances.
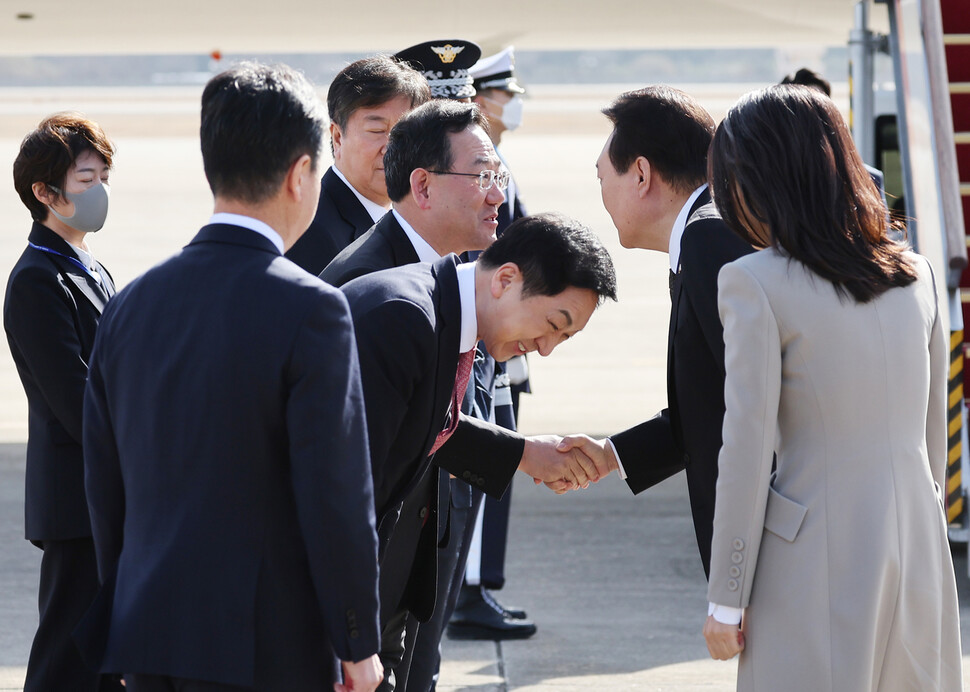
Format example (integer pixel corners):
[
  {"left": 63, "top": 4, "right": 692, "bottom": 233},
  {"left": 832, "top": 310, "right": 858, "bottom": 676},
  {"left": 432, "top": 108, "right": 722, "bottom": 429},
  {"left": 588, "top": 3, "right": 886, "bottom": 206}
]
[{"left": 518, "top": 433, "right": 618, "bottom": 494}]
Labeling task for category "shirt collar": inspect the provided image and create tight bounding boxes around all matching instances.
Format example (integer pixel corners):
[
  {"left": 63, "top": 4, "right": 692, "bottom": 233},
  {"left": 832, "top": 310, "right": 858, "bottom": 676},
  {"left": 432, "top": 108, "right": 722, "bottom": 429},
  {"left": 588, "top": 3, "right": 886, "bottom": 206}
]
[
  {"left": 392, "top": 209, "right": 441, "bottom": 263},
  {"left": 208, "top": 212, "right": 284, "bottom": 255},
  {"left": 455, "top": 261, "right": 479, "bottom": 353},
  {"left": 331, "top": 165, "right": 390, "bottom": 224},
  {"left": 668, "top": 183, "right": 708, "bottom": 272}
]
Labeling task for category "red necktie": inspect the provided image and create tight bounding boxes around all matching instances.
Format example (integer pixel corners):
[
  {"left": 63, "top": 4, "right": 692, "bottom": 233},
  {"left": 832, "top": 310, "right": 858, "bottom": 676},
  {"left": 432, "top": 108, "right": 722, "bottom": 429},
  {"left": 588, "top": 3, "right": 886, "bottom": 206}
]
[{"left": 430, "top": 348, "right": 476, "bottom": 454}]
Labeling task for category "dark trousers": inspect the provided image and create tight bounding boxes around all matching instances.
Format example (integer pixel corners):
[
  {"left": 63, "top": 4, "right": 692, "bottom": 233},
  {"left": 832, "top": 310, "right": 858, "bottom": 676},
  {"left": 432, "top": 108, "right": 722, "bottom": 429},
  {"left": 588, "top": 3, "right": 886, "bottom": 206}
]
[
  {"left": 401, "top": 478, "right": 484, "bottom": 692},
  {"left": 126, "top": 674, "right": 252, "bottom": 691},
  {"left": 479, "top": 484, "right": 513, "bottom": 589},
  {"left": 25, "top": 537, "right": 122, "bottom": 692}
]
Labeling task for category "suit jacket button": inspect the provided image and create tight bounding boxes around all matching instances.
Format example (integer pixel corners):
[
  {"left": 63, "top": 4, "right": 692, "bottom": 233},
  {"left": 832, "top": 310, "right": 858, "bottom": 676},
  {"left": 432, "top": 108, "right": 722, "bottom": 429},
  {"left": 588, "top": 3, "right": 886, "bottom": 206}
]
[
  {"left": 729, "top": 566, "right": 741, "bottom": 578},
  {"left": 683, "top": 452, "right": 690, "bottom": 465},
  {"left": 727, "top": 579, "right": 739, "bottom": 591},
  {"left": 462, "top": 471, "right": 471, "bottom": 480},
  {"left": 419, "top": 507, "right": 428, "bottom": 519},
  {"left": 350, "top": 629, "right": 359, "bottom": 639},
  {"left": 731, "top": 552, "right": 743, "bottom": 564},
  {"left": 477, "top": 478, "right": 485, "bottom": 487},
  {"left": 732, "top": 538, "right": 745, "bottom": 551}
]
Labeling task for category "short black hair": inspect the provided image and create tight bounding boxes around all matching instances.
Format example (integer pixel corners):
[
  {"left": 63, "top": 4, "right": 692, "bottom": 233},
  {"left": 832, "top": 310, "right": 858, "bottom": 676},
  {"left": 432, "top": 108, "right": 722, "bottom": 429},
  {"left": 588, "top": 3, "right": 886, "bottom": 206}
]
[
  {"left": 781, "top": 68, "right": 831, "bottom": 96},
  {"left": 13, "top": 112, "right": 114, "bottom": 222},
  {"left": 328, "top": 55, "right": 430, "bottom": 131},
  {"left": 479, "top": 212, "right": 617, "bottom": 304},
  {"left": 602, "top": 86, "right": 715, "bottom": 194},
  {"left": 200, "top": 61, "right": 326, "bottom": 203},
  {"left": 383, "top": 99, "right": 489, "bottom": 203}
]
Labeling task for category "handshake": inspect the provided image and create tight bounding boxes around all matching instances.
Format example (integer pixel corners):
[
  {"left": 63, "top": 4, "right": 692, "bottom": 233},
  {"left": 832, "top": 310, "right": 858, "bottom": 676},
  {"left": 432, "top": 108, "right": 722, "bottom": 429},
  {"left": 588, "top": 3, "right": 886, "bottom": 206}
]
[{"left": 519, "top": 434, "right": 618, "bottom": 494}]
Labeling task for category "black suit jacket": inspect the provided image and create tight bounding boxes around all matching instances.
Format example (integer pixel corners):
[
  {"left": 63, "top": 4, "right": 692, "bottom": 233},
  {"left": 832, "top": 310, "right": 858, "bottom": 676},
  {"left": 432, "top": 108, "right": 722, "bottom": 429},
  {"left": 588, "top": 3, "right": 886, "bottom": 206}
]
[
  {"left": 340, "top": 256, "right": 521, "bottom": 622},
  {"left": 3, "top": 222, "right": 115, "bottom": 542},
  {"left": 285, "top": 167, "right": 377, "bottom": 275},
  {"left": 82, "top": 224, "right": 380, "bottom": 688},
  {"left": 609, "top": 191, "right": 753, "bottom": 576},
  {"left": 323, "top": 212, "right": 523, "bottom": 484}
]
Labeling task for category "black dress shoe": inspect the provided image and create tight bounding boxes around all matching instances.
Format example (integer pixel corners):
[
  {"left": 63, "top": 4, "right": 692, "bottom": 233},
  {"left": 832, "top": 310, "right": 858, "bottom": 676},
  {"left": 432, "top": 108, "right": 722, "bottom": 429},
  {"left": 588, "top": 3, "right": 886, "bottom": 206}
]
[
  {"left": 481, "top": 587, "right": 528, "bottom": 620},
  {"left": 447, "top": 585, "right": 537, "bottom": 641}
]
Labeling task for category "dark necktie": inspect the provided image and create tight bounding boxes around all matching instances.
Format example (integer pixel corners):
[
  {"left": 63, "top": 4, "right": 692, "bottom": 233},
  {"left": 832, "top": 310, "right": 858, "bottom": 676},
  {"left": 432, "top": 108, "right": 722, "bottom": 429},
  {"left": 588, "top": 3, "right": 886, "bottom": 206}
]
[{"left": 430, "top": 348, "right": 476, "bottom": 454}]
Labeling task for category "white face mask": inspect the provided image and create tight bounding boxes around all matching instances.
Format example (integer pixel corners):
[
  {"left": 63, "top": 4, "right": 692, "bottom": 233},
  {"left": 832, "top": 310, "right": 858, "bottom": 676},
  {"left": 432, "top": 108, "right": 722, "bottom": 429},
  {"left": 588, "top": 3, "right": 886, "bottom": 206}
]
[{"left": 485, "top": 94, "right": 524, "bottom": 131}]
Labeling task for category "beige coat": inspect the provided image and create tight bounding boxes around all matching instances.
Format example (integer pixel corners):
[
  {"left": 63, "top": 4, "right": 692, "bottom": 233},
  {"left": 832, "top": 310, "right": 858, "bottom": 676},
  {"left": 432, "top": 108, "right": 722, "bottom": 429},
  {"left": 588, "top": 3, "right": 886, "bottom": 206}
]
[{"left": 708, "top": 248, "right": 962, "bottom": 691}]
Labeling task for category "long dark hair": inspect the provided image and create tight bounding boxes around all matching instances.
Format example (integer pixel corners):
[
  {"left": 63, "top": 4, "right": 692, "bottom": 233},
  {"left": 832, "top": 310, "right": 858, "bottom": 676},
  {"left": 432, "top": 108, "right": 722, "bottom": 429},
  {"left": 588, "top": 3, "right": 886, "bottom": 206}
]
[{"left": 709, "top": 84, "right": 916, "bottom": 303}]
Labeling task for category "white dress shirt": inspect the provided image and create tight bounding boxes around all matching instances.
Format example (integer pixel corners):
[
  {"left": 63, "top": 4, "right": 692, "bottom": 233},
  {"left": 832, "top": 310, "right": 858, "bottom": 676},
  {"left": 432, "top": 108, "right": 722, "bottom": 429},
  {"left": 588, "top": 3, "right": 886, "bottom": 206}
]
[
  {"left": 393, "top": 210, "right": 441, "bottom": 264},
  {"left": 209, "top": 212, "right": 284, "bottom": 255},
  {"left": 332, "top": 165, "right": 390, "bottom": 224}
]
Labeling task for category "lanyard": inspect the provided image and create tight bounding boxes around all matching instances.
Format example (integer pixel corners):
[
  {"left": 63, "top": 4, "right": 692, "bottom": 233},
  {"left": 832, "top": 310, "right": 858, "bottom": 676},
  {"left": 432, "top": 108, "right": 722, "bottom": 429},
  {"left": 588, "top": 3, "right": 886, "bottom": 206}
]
[{"left": 27, "top": 241, "right": 101, "bottom": 283}]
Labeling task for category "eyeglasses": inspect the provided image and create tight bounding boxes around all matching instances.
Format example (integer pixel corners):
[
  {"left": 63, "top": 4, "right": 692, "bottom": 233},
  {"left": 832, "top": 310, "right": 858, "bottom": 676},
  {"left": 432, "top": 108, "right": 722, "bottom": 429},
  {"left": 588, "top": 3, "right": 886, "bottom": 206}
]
[{"left": 427, "top": 168, "right": 510, "bottom": 192}]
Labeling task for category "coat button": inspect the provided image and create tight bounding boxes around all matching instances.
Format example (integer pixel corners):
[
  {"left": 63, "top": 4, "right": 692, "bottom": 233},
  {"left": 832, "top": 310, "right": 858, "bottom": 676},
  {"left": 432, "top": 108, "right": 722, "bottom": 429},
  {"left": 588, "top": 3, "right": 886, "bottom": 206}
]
[
  {"left": 477, "top": 478, "right": 485, "bottom": 487},
  {"left": 732, "top": 538, "right": 745, "bottom": 551},
  {"left": 418, "top": 507, "right": 428, "bottom": 519},
  {"left": 350, "top": 629, "right": 359, "bottom": 639},
  {"left": 729, "top": 566, "right": 741, "bottom": 578},
  {"left": 727, "top": 579, "right": 739, "bottom": 591},
  {"left": 462, "top": 471, "right": 471, "bottom": 480},
  {"left": 731, "top": 552, "right": 743, "bottom": 564}
]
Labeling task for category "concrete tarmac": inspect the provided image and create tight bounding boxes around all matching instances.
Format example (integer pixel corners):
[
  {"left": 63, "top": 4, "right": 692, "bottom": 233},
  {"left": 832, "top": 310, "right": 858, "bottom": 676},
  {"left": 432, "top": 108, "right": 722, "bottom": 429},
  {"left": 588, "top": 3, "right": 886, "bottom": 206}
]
[
  {"left": 1, "top": 82, "right": 968, "bottom": 690},
  {"left": 2, "top": 443, "right": 970, "bottom": 691}
]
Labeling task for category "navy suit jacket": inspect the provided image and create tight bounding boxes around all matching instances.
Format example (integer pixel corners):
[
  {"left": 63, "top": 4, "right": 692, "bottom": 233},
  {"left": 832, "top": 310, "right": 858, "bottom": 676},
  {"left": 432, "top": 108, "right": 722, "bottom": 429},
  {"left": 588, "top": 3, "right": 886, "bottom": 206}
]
[
  {"left": 285, "top": 167, "right": 377, "bottom": 275},
  {"left": 3, "top": 222, "right": 115, "bottom": 542},
  {"left": 323, "top": 212, "right": 523, "bottom": 485},
  {"left": 609, "top": 191, "right": 753, "bottom": 576},
  {"left": 340, "top": 256, "right": 521, "bottom": 621},
  {"left": 82, "top": 224, "right": 380, "bottom": 688}
]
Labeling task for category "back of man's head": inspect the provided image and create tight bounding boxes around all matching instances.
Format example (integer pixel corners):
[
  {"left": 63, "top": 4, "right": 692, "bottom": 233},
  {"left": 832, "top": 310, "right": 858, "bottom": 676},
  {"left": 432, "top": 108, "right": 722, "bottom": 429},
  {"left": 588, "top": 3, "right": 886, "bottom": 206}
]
[
  {"left": 201, "top": 62, "right": 325, "bottom": 204},
  {"left": 780, "top": 67, "right": 831, "bottom": 97},
  {"left": 479, "top": 212, "right": 617, "bottom": 304},
  {"left": 602, "top": 86, "right": 714, "bottom": 195},
  {"left": 327, "top": 55, "right": 431, "bottom": 132},
  {"left": 383, "top": 99, "right": 489, "bottom": 203}
]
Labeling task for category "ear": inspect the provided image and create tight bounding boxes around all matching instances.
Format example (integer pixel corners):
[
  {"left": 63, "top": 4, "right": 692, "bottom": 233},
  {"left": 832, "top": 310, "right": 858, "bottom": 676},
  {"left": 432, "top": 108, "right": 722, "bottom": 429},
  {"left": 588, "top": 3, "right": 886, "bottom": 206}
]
[
  {"left": 410, "top": 169, "right": 433, "bottom": 210},
  {"left": 633, "top": 156, "right": 651, "bottom": 198},
  {"left": 330, "top": 122, "right": 343, "bottom": 158},
  {"left": 286, "top": 153, "right": 315, "bottom": 202},
  {"left": 489, "top": 262, "right": 521, "bottom": 298},
  {"left": 32, "top": 181, "right": 57, "bottom": 206}
]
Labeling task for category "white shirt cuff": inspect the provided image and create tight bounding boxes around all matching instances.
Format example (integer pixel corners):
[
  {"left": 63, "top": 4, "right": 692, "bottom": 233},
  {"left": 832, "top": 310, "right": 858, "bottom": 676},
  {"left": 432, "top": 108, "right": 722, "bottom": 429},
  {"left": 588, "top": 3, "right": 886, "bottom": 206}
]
[
  {"left": 708, "top": 602, "right": 743, "bottom": 625},
  {"left": 605, "top": 438, "right": 627, "bottom": 480}
]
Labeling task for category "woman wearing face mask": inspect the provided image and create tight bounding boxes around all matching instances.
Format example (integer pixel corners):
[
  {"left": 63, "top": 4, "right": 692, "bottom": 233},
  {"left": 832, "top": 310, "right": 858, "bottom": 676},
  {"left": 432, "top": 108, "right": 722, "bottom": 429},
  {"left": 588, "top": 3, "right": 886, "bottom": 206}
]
[
  {"left": 5, "top": 112, "right": 122, "bottom": 691},
  {"left": 702, "top": 85, "right": 962, "bottom": 690}
]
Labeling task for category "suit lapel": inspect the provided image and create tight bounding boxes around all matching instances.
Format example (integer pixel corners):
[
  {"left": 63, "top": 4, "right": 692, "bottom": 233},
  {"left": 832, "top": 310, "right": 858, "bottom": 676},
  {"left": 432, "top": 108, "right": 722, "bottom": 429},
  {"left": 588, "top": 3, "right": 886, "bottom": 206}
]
[
  {"left": 422, "top": 256, "right": 463, "bottom": 461},
  {"left": 27, "top": 223, "right": 111, "bottom": 313},
  {"left": 378, "top": 213, "right": 421, "bottom": 266},
  {"left": 65, "top": 272, "right": 109, "bottom": 314},
  {"left": 325, "top": 168, "right": 377, "bottom": 240}
]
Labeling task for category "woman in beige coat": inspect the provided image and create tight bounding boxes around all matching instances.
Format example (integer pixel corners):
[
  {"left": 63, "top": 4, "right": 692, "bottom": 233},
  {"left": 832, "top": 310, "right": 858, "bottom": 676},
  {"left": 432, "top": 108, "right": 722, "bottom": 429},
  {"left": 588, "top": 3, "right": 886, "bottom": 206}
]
[{"left": 702, "top": 85, "right": 962, "bottom": 691}]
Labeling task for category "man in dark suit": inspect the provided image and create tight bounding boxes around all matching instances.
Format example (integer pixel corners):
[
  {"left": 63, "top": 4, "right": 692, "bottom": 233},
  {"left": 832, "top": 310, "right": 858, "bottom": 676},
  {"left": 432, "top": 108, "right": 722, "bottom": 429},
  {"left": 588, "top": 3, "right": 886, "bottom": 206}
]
[
  {"left": 442, "top": 46, "right": 538, "bottom": 645},
  {"left": 561, "top": 86, "right": 755, "bottom": 581},
  {"left": 285, "top": 55, "right": 430, "bottom": 275},
  {"left": 81, "top": 63, "right": 383, "bottom": 692},
  {"left": 5, "top": 113, "right": 123, "bottom": 692},
  {"left": 341, "top": 212, "right": 616, "bottom": 691},
  {"left": 324, "top": 99, "right": 607, "bottom": 690}
]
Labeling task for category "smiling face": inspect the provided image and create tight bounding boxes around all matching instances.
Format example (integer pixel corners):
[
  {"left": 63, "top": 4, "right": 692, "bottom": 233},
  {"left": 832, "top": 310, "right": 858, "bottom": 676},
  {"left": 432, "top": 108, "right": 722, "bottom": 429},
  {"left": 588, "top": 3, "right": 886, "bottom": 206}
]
[
  {"left": 427, "top": 125, "right": 506, "bottom": 254},
  {"left": 332, "top": 94, "right": 413, "bottom": 207},
  {"left": 478, "top": 262, "right": 599, "bottom": 363}
]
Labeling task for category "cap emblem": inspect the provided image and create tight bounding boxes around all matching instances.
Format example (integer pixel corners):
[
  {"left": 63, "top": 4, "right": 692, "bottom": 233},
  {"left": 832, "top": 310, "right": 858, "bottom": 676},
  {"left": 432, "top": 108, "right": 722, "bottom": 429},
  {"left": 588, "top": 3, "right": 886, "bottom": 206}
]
[{"left": 432, "top": 44, "right": 464, "bottom": 64}]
